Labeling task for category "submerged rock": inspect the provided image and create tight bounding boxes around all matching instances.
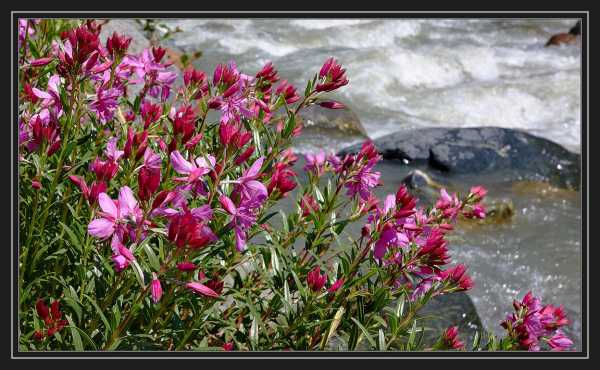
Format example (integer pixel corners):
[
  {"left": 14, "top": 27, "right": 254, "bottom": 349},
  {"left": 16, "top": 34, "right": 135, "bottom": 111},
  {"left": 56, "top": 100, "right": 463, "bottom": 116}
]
[
  {"left": 340, "top": 127, "right": 580, "bottom": 189},
  {"left": 293, "top": 104, "right": 368, "bottom": 154},
  {"left": 416, "top": 292, "right": 483, "bottom": 349}
]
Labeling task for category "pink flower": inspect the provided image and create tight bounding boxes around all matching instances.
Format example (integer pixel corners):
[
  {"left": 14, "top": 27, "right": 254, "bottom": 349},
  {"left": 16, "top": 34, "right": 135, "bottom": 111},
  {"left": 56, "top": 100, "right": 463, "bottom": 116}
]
[
  {"left": 438, "top": 264, "right": 473, "bottom": 291},
  {"left": 232, "top": 156, "right": 268, "bottom": 207},
  {"left": 106, "top": 32, "right": 132, "bottom": 57},
  {"left": 345, "top": 159, "right": 381, "bottom": 201},
  {"left": 138, "top": 149, "right": 162, "bottom": 201},
  {"left": 186, "top": 281, "right": 219, "bottom": 298},
  {"left": 469, "top": 186, "right": 487, "bottom": 202},
  {"left": 441, "top": 326, "right": 464, "bottom": 350},
  {"left": 318, "top": 101, "right": 345, "bottom": 109},
  {"left": 87, "top": 186, "right": 140, "bottom": 240},
  {"left": 168, "top": 211, "right": 217, "bottom": 250},
  {"left": 151, "top": 273, "right": 163, "bottom": 304},
  {"left": 300, "top": 194, "right": 319, "bottom": 217},
  {"left": 222, "top": 342, "right": 234, "bottom": 351},
  {"left": 304, "top": 150, "right": 326, "bottom": 176},
  {"left": 104, "top": 137, "right": 124, "bottom": 162},
  {"left": 32, "top": 75, "right": 63, "bottom": 113},
  {"left": 89, "top": 86, "right": 122, "bottom": 123},
  {"left": 327, "top": 278, "right": 345, "bottom": 294},
  {"left": 219, "top": 195, "right": 259, "bottom": 252},
  {"left": 177, "top": 262, "right": 197, "bottom": 272},
  {"left": 140, "top": 100, "right": 163, "bottom": 129},
  {"left": 548, "top": 331, "right": 573, "bottom": 351},
  {"left": 316, "top": 57, "right": 349, "bottom": 92},
  {"left": 268, "top": 163, "right": 297, "bottom": 199},
  {"left": 275, "top": 80, "right": 300, "bottom": 104},
  {"left": 170, "top": 151, "right": 214, "bottom": 183},
  {"left": 307, "top": 266, "right": 327, "bottom": 292}
]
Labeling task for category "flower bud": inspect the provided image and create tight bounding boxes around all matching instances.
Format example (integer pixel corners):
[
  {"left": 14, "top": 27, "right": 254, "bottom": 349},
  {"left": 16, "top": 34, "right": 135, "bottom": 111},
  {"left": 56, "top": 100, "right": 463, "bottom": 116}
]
[{"left": 151, "top": 273, "right": 163, "bottom": 304}]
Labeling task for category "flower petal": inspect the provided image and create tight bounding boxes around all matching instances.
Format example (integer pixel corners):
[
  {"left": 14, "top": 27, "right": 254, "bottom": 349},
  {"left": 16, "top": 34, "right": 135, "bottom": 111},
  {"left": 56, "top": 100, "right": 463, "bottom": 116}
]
[
  {"left": 243, "top": 156, "right": 264, "bottom": 179},
  {"left": 186, "top": 281, "right": 219, "bottom": 298},
  {"left": 170, "top": 151, "right": 195, "bottom": 175},
  {"left": 219, "top": 195, "right": 237, "bottom": 215},
  {"left": 88, "top": 218, "right": 115, "bottom": 239},
  {"left": 98, "top": 192, "right": 118, "bottom": 218},
  {"left": 118, "top": 186, "right": 137, "bottom": 217}
]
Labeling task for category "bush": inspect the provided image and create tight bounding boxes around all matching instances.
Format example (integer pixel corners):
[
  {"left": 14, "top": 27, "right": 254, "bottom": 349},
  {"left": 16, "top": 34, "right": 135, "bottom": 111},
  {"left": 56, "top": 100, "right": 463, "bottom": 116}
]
[{"left": 18, "top": 19, "right": 573, "bottom": 352}]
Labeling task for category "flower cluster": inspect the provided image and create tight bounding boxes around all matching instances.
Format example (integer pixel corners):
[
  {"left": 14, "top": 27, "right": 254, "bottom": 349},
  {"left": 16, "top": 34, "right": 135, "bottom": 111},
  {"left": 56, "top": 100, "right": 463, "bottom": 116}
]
[
  {"left": 501, "top": 292, "right": 573, "bottom": 351},
  {"left": 18, "top": 19, "right": 574, "bottom": 352},
  {"left": 33, "top": 299, "right": 68, "bottom": 341}
]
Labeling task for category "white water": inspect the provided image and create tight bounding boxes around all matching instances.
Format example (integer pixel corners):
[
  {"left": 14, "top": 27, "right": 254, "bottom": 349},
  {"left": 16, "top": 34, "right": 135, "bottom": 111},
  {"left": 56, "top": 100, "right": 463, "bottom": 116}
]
[{"left": 163, "top": 18, "right": 582, "bottom": 153}]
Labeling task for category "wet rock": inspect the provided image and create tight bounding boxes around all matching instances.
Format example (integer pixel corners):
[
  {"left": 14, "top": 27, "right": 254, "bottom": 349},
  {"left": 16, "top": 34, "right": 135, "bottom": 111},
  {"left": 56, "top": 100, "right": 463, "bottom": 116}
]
[
  {"left": 300, "top": 104, "right": 368, "bottom": 136},
  {"left": 416, "top": 292, "right": 484, "bottom": 350},
  {"left": 293, "top": 104, "right": 368, "bottom": 154},
  {"left": 339, "top": 127, "right": 580, "bottom": 189}
]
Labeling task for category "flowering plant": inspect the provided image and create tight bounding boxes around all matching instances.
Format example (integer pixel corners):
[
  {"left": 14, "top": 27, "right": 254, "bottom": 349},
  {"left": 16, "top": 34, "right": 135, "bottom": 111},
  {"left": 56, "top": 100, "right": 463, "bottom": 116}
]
[{"left": 18, "top": 19, "right": 573, "bottom": 352}]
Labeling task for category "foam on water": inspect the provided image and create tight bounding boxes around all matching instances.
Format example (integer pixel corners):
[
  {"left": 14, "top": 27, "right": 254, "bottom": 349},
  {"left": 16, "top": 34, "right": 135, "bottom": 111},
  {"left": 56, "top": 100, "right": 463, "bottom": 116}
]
[{"left": 163, "top": 18, "right": 582, "bottom": 153}]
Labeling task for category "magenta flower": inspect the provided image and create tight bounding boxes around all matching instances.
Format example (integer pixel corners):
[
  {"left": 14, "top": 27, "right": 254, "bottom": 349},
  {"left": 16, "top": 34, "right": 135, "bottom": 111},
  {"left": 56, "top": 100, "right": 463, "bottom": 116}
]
[
  {"left": 110, "top": 236, "right": 136, "bottom": 272},
  {"left": 32, "top": 75, "right": 63, "bottom": 113},
  {"left": 318, "top": 101, "right": 345, "bottom": 109},
  {"left": 104, "top": 137, "right": 124, "bottom": 162},
  {"left": 121, "top": 48, "right": 177, "bottom": 100},
  {"left": 307, "top": 266, "right": 327, "bottom": 292},
  {"left": 345, "top": 159, "right": 381, "bottom": 202},
  {"left": 167, "top": 208, "right": 217, "bottom": 249},
  {"left": 138, "top": 148, "right": 162, "bottom": 201},
  {"left": 373, "top": 224, "right": 409, "bottom": 261},
  {"left": 441, "top": 326, "right": 464, "bottom": 350},
  {"left": 316, "top": 57, "right": 349, "bottom": 92},
  {"left": 304, "top": 150, "right": 326, "bottom": 176},
  {"left": 275, "top": 80, "right": 300, "bottom": 105},
  {"left": 170, "top": 151, "right": 215, "bottom": 183},
  {"left": 186, "top": 281, "right": 219, "bottom": 298},
  {"left": 89, "top": 86, "right": 122, "bottom": 123},
  {"left": 548, "top": 331, "right": 573, "bottom": 351},
  {"left": 231, "top": 156, "right": 268, "bottom": 207},
  {"left": 219, "top": 195, "right": 260, "bottom": 252},
  {"left": 87, "top": 186, "right": 141, "bottom": 240},
  {"left": 177, "top": 262, "right": 197, "bottom": 272},
  {"left": 327, "top": 278, "right": 345, "bottom": 294},
  {"left": 151, "top": 273, "right": 163, "bottom": 304},
  {"left": 18, "top": 19, "right": 36, "bottom": 48},
  {"left": 437, "top": 264, "right": 473, "bottom": 291}
]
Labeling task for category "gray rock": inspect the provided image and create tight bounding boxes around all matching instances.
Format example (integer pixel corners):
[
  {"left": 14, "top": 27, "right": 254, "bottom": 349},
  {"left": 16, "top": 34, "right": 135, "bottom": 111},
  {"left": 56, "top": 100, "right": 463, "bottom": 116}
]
[
  {"left": 340, "top": 127, "right": 580, "bottom": 189},
  {"left": 416, "top": 292, "right": 484, "bottom": 350}
]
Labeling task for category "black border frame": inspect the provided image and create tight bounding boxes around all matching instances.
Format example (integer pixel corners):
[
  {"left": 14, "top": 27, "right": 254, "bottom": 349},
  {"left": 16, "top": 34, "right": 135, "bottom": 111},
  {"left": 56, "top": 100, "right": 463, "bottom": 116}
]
[{"left": 11, "top": 11, "right": 589, "bottom": 359}]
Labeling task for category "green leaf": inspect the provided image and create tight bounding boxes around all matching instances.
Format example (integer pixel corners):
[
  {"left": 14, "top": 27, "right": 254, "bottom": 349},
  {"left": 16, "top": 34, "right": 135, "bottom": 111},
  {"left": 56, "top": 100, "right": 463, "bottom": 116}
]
[
  {"left": 85, "top": 295, "right": 111, "bottom": 339},
  {"left": 131, "top": 260, "right": 146, "bottom": 289},
  {"left": 378, "top": 328, "right": 386, "bottom": 351},
  {"left": 350, "top": 317, "right": 376, "bottom": 349},
  {"left": 63, "top": 297, "right": 82, "bottom": 324},
  {"left": 142, "top": 243, "right": 161, "bottom": 272},
  {"left": 106, "top": 338, "right": 122, "bottom": 350},
  {"left": 325, "top": 306, "right": 345, "bottom": 347},
  {"left": 66, "top": 315, "right": 84, "bottom": 351},
  {"left": 279, "top": 211, "right": 289, "bottom": 233},
  {"left": 407, "top": 320, "right": 418, "bottom": 350},
  {"left": 270, "top": 247, "right": 280, "bottom": 274},
  {"left": 60, "top": 222, "right": 82, "bottom": 253},
  {"left": 257, "top": 211, "right": 278, "bottom": 225},
  {"left": 472, "top": 330, "right": 481, "bottom": 350}
]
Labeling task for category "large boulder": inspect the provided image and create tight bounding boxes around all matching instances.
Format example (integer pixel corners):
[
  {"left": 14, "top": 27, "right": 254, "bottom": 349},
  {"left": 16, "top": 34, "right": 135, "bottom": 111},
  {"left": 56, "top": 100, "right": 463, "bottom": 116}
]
[
  {"left": 417, "top": 292, "right": 484, "bottom": 350},
  {"left": 339, "top": 127, "right": 580, "bottom": 189}
]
